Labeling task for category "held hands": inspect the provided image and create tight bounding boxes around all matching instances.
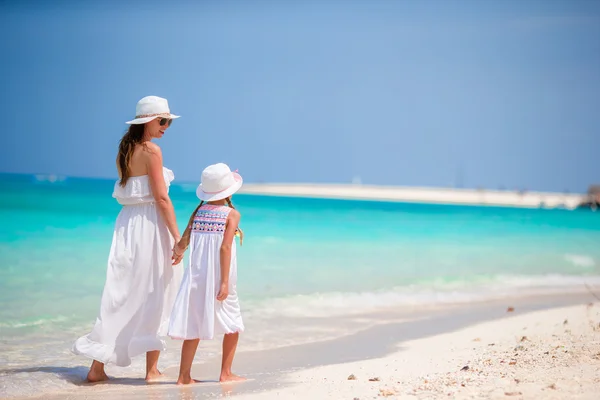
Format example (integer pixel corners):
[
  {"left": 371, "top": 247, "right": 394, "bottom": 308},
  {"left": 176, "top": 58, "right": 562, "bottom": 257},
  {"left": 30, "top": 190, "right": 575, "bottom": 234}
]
[
  {"left": 216, "top": 282, "right": 229, "bottom": 301},
  {"left": 172, "top": 241, "right": 185, "bottom": 265}
]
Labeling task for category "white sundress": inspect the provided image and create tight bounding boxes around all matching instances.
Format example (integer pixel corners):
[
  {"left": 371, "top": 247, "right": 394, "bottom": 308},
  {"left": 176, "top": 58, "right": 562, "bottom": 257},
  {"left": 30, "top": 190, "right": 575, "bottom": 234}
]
[
  {"left": 168, "top": 204, "right": 244, "bottom": 340},
  {"left": 72, "top": 167, "right": 183, "bottom": 367}
]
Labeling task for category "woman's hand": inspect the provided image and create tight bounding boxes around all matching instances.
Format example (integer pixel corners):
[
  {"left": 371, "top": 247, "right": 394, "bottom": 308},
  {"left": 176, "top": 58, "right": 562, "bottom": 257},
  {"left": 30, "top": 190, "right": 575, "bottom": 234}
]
[
  {"left": 216, "top": 283, "right": 229, "bottom": 301},
  {"left": 172, "top": 243, "right": 184, "bottom": 265}
]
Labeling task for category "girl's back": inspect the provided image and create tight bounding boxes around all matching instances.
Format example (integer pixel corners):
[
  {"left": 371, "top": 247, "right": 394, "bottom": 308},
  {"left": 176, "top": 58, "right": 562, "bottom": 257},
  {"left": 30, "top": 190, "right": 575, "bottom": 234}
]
[
  {"left": 168, "top": 163, "right": 246, "bottom": 384},
  {"left": 192, "top": 204, "right": 233, "bottom": 238},
  {"left": 168, "top": 204, "right": 243, "bottom": 340}
]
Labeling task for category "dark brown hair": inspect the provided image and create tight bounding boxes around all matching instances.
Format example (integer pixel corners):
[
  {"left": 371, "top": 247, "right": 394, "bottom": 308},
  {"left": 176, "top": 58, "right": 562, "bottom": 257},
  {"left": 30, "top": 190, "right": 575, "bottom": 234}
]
[{"left": 117, "top": 124, "right": 145, "bottom": 187}]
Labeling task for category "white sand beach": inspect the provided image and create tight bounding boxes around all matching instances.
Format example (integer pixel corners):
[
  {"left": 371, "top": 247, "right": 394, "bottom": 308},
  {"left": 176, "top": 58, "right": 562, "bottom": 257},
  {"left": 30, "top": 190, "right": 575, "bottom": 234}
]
[
  {"left": 24, "top": 292, "right": 600, "bottom": 400},
  {"left": 239, "top": 183, "right": 587, "bottom": 209},
  {"left": 236, "top": 301, "right": 600, "bottom": 400}
]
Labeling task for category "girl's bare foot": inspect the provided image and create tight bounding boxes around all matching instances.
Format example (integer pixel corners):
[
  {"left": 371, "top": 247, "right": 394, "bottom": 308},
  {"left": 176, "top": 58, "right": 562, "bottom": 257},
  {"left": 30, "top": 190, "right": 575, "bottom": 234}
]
[
  {"left": 176, "top": 376, "right": 201, "bottom": 385},
  {"left": 145, "top": 368, "right": 164, "bottom": 382},
  {"left": 176, "top": 339, "right": 201, "bottom": 385},
  {"left": 219, "top": 373, "right": 246, "bottom": 383}
]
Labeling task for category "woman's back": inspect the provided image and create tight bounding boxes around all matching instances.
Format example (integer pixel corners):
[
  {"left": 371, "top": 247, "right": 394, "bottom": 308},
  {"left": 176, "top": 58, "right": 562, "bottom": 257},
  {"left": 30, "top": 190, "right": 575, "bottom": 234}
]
[{"left": 117, "top": 142, "right": 159, "bottom": 179}]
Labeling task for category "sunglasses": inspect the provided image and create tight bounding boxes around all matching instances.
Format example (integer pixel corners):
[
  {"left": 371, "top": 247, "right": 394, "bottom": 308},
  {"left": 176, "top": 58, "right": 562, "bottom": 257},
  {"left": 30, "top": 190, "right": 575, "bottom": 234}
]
[{"left": 158, "top": 118, "right": 173, "bottom": 127}]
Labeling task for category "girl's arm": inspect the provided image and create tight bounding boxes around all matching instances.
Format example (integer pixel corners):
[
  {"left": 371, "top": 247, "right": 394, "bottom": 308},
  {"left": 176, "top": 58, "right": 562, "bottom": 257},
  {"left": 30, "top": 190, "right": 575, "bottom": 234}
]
[{"left": 216, "top": 209, "right": 241, "bottom": 301}]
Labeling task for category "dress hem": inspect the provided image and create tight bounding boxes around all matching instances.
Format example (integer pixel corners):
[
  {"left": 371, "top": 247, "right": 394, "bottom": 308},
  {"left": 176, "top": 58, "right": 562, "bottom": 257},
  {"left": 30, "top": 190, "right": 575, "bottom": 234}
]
[
  {"left": 168, "top": 327, "right": 244, "bottom": 341},
  {"left": 72, "top": 334, "right": 166, "bottom": 367}
]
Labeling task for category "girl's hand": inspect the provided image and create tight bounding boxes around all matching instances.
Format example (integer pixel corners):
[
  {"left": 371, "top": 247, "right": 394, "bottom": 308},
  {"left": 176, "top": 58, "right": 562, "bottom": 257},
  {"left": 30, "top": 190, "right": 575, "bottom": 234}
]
[
  {"left": 216, "top": 283, "right": 229, "bottom": 301},
  {"left": 172, "top": 244, "right": 184, "bottom": 265}
]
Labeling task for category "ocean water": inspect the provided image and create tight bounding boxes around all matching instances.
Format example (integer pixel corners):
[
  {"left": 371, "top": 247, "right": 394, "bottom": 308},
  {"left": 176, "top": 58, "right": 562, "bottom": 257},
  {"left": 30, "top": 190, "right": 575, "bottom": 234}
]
[{"left": 1, "top": 172, "right": 600, "bottom": 398}]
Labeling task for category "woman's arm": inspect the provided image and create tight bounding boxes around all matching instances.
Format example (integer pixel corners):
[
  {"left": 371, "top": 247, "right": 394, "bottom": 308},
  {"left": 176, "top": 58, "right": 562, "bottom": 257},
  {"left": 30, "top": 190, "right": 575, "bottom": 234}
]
[
  {"left": 172, "top": 203, "right": 203, "bottom": 265},
  {"left": 145, "top": 142, "right": 181, "bottom": 242}
]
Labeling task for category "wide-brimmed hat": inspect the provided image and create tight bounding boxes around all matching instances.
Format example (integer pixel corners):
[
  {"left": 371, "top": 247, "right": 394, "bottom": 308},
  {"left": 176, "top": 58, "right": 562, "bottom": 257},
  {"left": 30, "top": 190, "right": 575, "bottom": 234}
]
[
  {"left": 196, "top": 163, "right": 243, "bottom": 202},
  {"left": 125, "top": 96, "right": 181, "bottom": 125}
]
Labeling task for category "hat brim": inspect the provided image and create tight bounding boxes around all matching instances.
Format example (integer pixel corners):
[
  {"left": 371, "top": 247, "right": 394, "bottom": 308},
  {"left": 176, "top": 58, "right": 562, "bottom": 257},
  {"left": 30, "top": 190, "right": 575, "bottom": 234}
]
[
  {"left": 196, "top": 172, "right": 243, "bottom": 202},
  {"left": 125, "top": 114, "right": 181, "bottom": 125}
]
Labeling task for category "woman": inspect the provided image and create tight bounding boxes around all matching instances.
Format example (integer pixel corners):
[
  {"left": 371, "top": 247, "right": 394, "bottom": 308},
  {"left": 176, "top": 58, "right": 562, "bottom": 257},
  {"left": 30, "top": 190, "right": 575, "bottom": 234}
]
[{"left": 72, "top": 96, "right": 184, "bottom": 382}]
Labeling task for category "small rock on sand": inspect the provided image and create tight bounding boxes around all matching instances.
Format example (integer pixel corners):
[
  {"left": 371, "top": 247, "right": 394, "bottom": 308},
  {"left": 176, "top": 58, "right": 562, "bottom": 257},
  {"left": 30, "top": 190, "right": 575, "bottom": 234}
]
[
  {"left": 369, "top": 377, "right": 380, "bottom": 382},
  {"left": 347, "top": 374, "right": 357, "bottom": 380},
  {"left": 505, "top": 391, "right": 522, "bottom": 396}
]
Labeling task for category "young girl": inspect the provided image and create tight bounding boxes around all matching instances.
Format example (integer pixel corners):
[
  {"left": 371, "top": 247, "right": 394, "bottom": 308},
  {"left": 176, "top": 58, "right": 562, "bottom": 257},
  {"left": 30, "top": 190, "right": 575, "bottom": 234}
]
[{"left": 168, "top": 163, "right": 246, "bottom": 385}]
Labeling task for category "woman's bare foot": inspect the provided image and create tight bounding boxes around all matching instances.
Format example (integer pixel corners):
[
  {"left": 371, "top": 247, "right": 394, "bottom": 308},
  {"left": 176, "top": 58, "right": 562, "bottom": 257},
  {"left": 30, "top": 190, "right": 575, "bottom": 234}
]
[
  {"left": 86, "top": 369, "right": 109, "bottom": 383},
  {"left": 145, "top": 369, "right": 163, "bottom": 382},
  {"left": 219, "top": 373, "right": 246, "bottom": 383},
  {"left": 176, "top": 376, "right": 201, "bottom": 385},
  {"left": 145, "top": 350, "right": 163, "bottom": 382}
]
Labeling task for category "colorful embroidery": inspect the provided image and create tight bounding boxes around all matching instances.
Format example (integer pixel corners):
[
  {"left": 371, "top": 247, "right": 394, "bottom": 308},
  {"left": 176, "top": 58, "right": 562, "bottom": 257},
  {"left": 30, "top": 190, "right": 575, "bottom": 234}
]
[{"left": 192, "top": 205, "right": 231, "bottom": 234}]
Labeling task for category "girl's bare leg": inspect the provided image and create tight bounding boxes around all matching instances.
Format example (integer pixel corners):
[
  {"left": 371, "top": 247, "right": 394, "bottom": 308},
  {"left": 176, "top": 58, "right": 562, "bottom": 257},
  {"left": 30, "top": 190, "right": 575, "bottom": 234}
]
[
  {"left": 220, "top": 332, "right": 246, "bottom": 382},
  {"left": 177, "top": 339, "right": 201, "bottom": 385}
]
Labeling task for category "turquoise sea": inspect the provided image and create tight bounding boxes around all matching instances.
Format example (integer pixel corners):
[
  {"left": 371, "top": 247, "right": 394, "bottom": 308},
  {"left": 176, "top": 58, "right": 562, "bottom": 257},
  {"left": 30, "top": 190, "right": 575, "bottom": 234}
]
[{"left": 1, "top": 172, "right": 600, "bottom": 398}]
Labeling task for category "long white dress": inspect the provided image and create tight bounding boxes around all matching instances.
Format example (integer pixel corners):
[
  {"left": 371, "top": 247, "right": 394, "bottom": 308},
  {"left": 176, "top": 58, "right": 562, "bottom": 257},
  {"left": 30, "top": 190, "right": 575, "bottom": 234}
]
[
  {"left": 168, "top": 204, "right": 244, "bottom": 340},
  {"left": 72, "top": 167, "right": 183, "bottom": 367}
]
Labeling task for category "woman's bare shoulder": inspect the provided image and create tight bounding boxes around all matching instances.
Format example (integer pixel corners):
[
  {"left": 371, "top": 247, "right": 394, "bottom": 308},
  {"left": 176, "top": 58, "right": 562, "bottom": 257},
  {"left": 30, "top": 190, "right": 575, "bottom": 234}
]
[
  {"left": 136, "top": 142, "right": 162, "bottom": 163},
  {"left": 143, "top": 141, "right": 161, "bottom": 153}
]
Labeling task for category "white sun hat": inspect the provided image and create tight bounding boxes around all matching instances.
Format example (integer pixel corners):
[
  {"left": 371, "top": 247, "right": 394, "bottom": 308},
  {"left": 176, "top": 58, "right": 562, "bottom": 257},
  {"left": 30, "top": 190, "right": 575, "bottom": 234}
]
[
  {"left": 196, "top": 163, "right": 243, "bottom": 202},
  {"left": 125, "top": 95, "right": 181, "bottom": 125}
]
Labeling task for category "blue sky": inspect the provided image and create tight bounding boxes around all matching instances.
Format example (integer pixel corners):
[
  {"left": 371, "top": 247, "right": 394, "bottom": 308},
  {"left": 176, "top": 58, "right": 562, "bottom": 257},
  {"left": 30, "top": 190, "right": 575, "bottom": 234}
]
[{"left": 1, "top": 0, "right": 599, "bottom": 192}]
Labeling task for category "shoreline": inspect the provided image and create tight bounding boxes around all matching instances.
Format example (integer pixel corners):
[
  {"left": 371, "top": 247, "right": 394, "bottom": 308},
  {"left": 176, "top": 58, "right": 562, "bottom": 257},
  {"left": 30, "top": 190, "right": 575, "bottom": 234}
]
[
  {"left": 238, "top": 183, "right": 587, "bottom": 209},
  {"left": 18, "top": 290, "right": 598, "bottom": 400}
]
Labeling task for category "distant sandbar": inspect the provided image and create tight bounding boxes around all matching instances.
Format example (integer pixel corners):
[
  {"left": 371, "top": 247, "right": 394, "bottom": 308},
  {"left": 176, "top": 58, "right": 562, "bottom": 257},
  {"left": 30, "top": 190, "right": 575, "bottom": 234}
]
[{"left": 239, "top": 183, "right": 586, "bottom": 209}]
